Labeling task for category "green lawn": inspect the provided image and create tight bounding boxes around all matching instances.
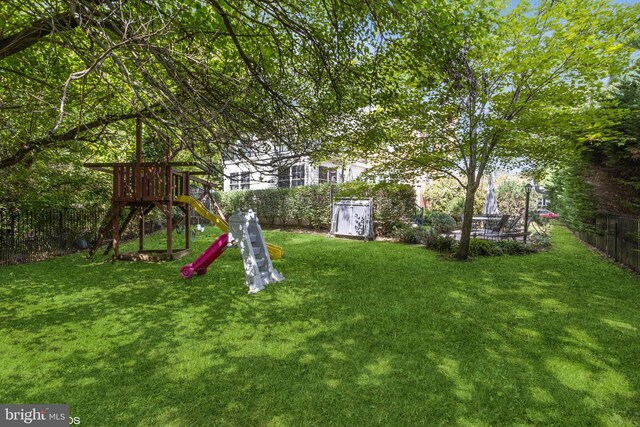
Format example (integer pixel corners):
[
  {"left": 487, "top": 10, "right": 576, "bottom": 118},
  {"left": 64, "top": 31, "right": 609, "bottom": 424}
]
[{"left": 1, "top": 226, "right": 639, "bottom": 426}]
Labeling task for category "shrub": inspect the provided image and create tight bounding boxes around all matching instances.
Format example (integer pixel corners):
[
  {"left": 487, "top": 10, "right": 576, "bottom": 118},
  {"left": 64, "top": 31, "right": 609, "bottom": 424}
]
[
  {"left": 547, "top": 160, "right": 596, "bottom": 229},
  {"left": 215, "top": 182, "right": 415, "bottom": 236},
  {"left": 252, "top": 189, "right": 288, "bottom": 227},
  {"left": 217, "top": 189, "right": 253, "bottom": 217},
  {"left": 423, "top": 177, "right": 483, "bottom": 217},
  {"left": 423, "top": 231, "right": 458, "bottom": 253},
  {"left": 391, "top": 225, "right": 432, "bottom": 244},
  {"left": 294, "top": 185, "right": 333, "bottom": 229},
  {"left": 529, "top": 232, "right": 552, "bottom": 251},
  {"left": 422, "top": 233, "right": 539, "bottom": 257},
  {"left": 495, "top": 240, "right": 537, "bottom": 255},
  {"left": 423, "top": 175, "right": 543, "bottom": 220},
  {"left": 468, "top": 238, "right": 502, "bottom": 256},
  {"left": 338, "top": 182, "right": 415, "bottom": 235},
  {"left": 425, "top": 211, "right": 458, "bottom": 234},
  {"left": 468, "top": 239, "right": 537, "bottom": 257}
]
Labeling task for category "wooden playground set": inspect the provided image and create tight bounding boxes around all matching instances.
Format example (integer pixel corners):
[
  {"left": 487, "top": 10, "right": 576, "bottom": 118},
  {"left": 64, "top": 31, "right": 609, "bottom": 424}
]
[
  {"left": 84, "top": 116, "right": 284, "bottom": 293},
  {"left": 85, "top": 116, "right": 213, "bottom": 262}
]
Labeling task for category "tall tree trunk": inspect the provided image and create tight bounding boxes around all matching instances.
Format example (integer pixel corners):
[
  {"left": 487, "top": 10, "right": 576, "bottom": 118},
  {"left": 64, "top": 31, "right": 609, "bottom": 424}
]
[{"left": 455, "top": 182, "right": 478, "bottom": 259}]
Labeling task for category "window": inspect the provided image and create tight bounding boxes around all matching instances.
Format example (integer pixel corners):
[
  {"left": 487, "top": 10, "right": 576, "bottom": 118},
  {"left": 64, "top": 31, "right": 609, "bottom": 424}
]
[
  {"left": 318, "top": 166, "right": 338, "bottom": 184},
  {"left": 230, "top": 172, "right": 250, "bottom": 190},
  {"left": 277, "top": 165, "right": 305, "bottom": 188},
  {"left": 277, "top": 167, "right": 291, "bottom": 188},
  {"left": 291, "top": 165, "right": 305, "bottom": 187}
]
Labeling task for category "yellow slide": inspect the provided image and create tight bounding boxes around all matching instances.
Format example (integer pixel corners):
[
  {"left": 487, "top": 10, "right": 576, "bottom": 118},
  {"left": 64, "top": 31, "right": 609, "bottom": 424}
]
[{"left": 175, "top": 195, "right": 283, "bottom": 260}]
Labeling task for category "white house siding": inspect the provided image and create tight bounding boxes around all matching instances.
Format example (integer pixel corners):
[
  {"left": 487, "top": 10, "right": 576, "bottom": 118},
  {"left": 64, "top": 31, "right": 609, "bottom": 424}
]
[
  {"left": 222, "top": 162, "right": 277, "bottom": 191},
  {"left": 345, "top": 161, "right": 369, "bottom": 182},
  {"left": 223, "top": 156, "right": 370, "bottom": 191},
  {"left": 305, "top": 162, "right": 312, "bottom": 186}
]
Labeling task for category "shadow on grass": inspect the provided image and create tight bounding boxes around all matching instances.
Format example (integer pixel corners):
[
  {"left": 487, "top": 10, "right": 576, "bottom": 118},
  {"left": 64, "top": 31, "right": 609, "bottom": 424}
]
[{"left": 0, "top": 226, "right": 639, "bottom": 425}]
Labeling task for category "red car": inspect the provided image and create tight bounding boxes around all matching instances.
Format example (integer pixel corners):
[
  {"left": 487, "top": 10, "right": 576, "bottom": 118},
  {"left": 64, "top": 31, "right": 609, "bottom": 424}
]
[{"left": 536, "top": 209, "right": 559, "bottom": 219}]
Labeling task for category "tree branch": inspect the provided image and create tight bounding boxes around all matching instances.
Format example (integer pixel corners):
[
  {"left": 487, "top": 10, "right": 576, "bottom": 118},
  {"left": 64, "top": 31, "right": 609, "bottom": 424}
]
[
  {"left": 0, "top": 12, "right": 80, "bottom": 61},
  {"left": 0, "top": 110, "right": 153, "bottom": 168}
]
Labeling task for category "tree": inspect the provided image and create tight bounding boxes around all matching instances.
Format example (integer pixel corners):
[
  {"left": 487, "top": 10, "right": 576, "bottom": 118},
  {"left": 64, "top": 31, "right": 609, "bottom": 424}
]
[
  {"left": 548, "top": 60, "right": 640, "bottom": 219},
  {"left": 0, "top": 0, "right": 383, "bottom": 211},
  {"left": 0, "top": 0, "right": 371, "bottom": 179},
  {"left": 342, "top": 0, "right": 639, "bottom": 258}
]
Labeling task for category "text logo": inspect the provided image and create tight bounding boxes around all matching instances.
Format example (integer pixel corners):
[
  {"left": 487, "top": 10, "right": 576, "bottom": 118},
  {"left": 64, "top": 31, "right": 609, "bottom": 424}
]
[{"left": 1, "top": 405, "right": 69, "bottom": 427}]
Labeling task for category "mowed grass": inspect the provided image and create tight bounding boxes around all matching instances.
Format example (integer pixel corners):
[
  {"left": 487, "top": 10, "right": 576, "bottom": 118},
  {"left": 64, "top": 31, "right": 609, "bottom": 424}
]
[{"left": 1, "top": 225, "right": 639, "bottom": 426}]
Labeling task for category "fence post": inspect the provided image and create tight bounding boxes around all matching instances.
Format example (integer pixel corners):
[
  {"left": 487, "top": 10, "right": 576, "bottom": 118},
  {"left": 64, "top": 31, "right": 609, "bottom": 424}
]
[
  {"left": 10, "top": 210, "right": 16, "bottom": 263},
  {"left": 58, "top": 210, "right": 64, "bottom": 251},
  {"left": 614, "top": 216, "right": 619, "bottom": 261},
  {"left": 605, "top": 216, "right": 609, "bottom": 256},
  {"left": 329, "top": 185, "right": 334, "bottom": 229},
  {"left": 0, "top": 210, "right": 3, "bottom": 265}
]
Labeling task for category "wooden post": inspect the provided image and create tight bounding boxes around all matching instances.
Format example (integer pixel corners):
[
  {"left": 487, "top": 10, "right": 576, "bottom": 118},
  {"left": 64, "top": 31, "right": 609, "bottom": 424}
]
[
  {"left": 112, "top": 165, "right": 120, "bottom": 257},
  {"left": 185, "top": 172, "right": 191, "bottom": 250},
  {"left": 112, "top": 203, "right": 120, "bottom": 258},
  {"left": 139, "top": 206, "right": 145, "bottom": 252},
  {"left": 135, "top": 116, "right": 143, "bottom": 200},
  {"left": 166, "top": 166, "right": 173, "bottom": 259}
]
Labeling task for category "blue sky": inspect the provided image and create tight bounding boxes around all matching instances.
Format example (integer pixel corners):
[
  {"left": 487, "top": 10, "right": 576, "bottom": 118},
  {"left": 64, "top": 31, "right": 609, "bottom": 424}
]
[{"left": 510, "top": 0, "right": 639, "bottom": 5}]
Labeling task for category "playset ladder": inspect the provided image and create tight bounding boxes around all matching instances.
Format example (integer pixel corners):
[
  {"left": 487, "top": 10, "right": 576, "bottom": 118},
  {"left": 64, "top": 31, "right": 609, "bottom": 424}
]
[{"left": 228, "top": 210, "right": 284, "bottom": 294}]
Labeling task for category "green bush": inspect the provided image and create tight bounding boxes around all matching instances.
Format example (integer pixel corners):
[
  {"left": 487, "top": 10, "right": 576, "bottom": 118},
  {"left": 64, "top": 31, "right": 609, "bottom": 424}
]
[
  {"left": 423, "top": 177, "right": 480, "bottom": 217},
  {"left": 495, "top": 240, "right": 537, "bottom": 255},
  {"left": 337, "top": 182, "right": 416, "bottom": 235},
  {"left": 251, "top": 189, "right": 288, "bottom": 227},
  {"left": 294, "top": 185, "right": 334, "bottom": 229},
  {"left": 391, "top": 225, "right": 432, "bottom": 244},
  {"left": 547, "top": 160, "right": 596, "bottom": 230},
  {"left": 423, "top": 231, "right": 459, "bottom": 253},
  {"left": 467, "top": 239, "right": 537, "bottom": 257},
  {"left": 423, "top": 175, "right": 542, "bottom": 220},
  {"left": 468, "top": 239, "right": 501, "bottom": 256},
  {"left": 529, "top": 232, "right": 552, "bottom": 251},
  {"left": 217, "top": 189, "right": 253, "bottom": 218},
  {"left": 216, "top": 182, "right": 415, "bottom": 235},
  {"left": 425, "top": 211, "right": 458, "bottom": 233},
  {"left": 422, "top": 233, "right": 538, "bottom": 257}
]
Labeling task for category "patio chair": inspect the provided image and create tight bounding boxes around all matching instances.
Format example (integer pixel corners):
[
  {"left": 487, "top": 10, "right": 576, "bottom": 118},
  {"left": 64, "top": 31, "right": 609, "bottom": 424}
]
[
  {"left": 502, "top": 215, "right": 521, "bottom": 234},
  {"left": 482, "top": 214, "right": 511, "bottom": 239},
  {"left": 497, "top": 215, "right": 532, "bottom": 241},
  {"left": 469, "top": 215, "right": 489, "bottom": 237}
]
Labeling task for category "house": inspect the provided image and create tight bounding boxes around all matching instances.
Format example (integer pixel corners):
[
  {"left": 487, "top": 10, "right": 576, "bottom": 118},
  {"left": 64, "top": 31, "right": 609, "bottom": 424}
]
[
  {"left": 222, "top": 143, "right": 428, "bottom": 209},
  {"left": 222, "top": 145, "right": 370, "bottom": 191}
]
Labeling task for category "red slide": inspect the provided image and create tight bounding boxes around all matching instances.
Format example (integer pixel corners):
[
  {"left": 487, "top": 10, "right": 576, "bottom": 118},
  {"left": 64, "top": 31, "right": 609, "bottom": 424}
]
[{"left": 180, "top": 233, "right": 229, "bottom": 279}]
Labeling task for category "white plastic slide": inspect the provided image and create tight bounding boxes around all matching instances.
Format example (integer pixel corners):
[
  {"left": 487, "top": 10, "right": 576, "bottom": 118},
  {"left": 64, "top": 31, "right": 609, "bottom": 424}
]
[{"left": 228, "top": 210, "right": 284, "bottom": 294}]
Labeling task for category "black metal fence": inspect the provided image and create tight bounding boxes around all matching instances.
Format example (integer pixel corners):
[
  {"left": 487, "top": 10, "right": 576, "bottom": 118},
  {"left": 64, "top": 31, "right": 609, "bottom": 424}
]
[
  {"left": 575, "top": 214, "right": 640, "bottom": 273},
  {"left": 0, "top": 208, "right": 108, "bottom": 266},
  {"left": 0, "top": 207, "right": 202, "bottom": 266}
]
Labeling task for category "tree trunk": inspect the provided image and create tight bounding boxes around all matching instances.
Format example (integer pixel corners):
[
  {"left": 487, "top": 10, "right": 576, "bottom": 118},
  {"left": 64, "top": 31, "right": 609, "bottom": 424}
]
[{"left": 454, "top": 182, "right": 478, "bottom": 260}]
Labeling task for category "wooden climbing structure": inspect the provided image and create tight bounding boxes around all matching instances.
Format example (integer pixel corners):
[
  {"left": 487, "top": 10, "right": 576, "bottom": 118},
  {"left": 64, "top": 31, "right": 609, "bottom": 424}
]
[{"left": 85, "top": 116, "right": 212, "bottom": 261}]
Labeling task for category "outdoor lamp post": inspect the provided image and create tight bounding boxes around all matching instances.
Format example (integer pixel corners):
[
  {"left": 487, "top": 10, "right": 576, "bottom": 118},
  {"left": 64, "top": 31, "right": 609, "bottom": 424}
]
[{"left": 524, "top": 183, "right": 533, "bottom": 243}]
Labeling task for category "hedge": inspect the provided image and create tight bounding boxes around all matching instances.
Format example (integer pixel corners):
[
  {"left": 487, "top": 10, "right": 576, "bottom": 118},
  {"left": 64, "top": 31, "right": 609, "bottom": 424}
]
[{"left": 215, "top": 182, "right": 416, "bottom": 236}]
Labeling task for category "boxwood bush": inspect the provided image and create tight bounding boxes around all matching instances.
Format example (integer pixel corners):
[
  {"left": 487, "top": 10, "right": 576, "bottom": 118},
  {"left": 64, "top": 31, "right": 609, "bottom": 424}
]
[
  {"left": 422, "top": 231, "right": 459, "bottom": 253},
  {"left": 424, "top": 211, "right": 458, "bottom": 233},
  {"left": 391, "top": 225, "right": 433, "bottom": 244}
]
